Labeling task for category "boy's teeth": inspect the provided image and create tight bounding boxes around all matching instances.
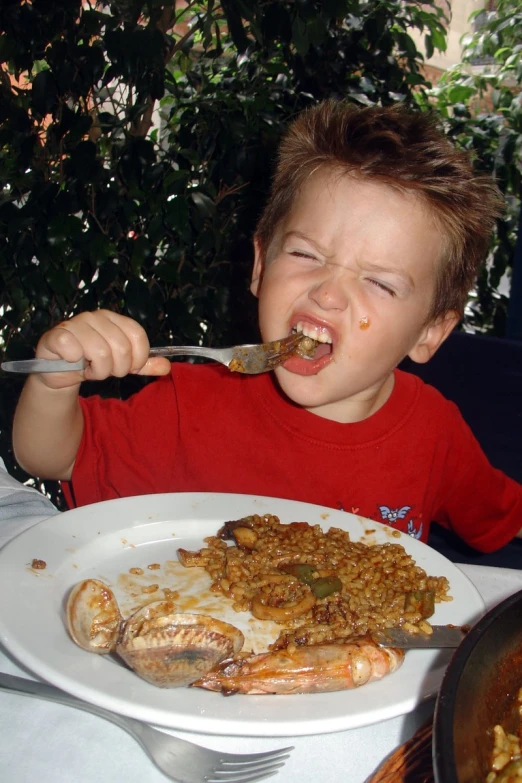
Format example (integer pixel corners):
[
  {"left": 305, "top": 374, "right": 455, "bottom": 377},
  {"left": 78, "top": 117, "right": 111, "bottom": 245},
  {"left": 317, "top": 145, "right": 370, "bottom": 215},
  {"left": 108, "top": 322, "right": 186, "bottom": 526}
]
[{"left": 294, "top": 322, "right": 333, "bottom": 344}]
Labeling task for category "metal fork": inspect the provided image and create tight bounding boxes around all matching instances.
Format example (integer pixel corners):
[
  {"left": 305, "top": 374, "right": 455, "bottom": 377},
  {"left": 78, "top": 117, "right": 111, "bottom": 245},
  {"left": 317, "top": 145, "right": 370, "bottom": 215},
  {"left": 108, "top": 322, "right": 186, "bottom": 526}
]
[
  {"left": 0, "top": 333, "right": 305, "bottom": 375},
  {"left": 148, "top": 332, "right": 304, "bottom": 374},
  {"left": 0, "top": 672, "right": 293, "bottom": 783}
]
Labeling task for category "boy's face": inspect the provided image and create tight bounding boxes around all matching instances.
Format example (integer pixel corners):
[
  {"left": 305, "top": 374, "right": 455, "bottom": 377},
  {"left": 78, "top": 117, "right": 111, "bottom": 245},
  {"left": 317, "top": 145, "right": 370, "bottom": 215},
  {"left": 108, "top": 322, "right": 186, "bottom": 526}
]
[{"left": 251, "top": 169, "right": 457, "bottom": 423}]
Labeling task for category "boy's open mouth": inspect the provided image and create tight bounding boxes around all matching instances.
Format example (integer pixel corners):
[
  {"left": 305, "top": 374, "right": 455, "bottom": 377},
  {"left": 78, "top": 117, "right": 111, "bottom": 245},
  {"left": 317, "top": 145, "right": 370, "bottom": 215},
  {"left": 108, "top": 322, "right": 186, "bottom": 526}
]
[
  {"left": 279, "top": 323, "right": 333, "bottom": 376},
  {"left": 293, "top": 323, "right": 333, "bottom": 361}
]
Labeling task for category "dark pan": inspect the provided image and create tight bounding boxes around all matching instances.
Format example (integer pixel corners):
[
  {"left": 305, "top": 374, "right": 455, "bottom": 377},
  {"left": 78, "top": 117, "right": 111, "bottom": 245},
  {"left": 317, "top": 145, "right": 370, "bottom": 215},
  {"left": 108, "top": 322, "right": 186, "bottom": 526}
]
[{"left": 433, "top": 587, "right": 522, "bottom": 783}]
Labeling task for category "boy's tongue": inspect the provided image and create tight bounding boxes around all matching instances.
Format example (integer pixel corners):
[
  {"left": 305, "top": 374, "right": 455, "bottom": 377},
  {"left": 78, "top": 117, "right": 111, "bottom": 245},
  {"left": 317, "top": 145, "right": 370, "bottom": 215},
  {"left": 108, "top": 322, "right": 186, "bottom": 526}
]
[
  {"left": 311, "top": 342, "right": 332, "bottom": 360},
  {"left": 281, "top": 338, "right": 332, "bottom": 376}
]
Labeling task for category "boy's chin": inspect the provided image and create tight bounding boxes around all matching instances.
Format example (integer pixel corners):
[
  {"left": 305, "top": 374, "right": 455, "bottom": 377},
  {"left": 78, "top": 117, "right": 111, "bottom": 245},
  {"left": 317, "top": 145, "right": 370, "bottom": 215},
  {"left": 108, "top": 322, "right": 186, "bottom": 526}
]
[{"left": 273, "top": 366, "right": 333, "bottom": 408}]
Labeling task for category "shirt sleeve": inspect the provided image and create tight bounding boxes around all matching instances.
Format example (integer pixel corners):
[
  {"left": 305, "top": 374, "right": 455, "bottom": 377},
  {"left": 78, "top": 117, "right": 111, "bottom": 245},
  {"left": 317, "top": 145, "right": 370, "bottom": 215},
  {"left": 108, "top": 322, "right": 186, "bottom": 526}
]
[
  {"left": 434, "top": 405, "right": 522, "bottom": 553},
  {"left": 62, "top": 374, "right": 180, "bottom": 508}
]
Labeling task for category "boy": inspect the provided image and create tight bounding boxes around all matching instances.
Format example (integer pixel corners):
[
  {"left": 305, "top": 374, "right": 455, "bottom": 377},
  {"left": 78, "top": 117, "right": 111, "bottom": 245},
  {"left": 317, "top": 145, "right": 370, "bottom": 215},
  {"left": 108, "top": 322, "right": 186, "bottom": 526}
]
[{"left": 11, "top": 100, "right": 522, "bottom": 552}]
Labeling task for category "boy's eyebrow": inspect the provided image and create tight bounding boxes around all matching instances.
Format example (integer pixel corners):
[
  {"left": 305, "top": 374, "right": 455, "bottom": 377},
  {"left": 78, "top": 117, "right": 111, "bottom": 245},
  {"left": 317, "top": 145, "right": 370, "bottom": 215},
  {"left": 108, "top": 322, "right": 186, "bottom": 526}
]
[{"left": 282, "top": 230, "right": 331, "bottom": 256}]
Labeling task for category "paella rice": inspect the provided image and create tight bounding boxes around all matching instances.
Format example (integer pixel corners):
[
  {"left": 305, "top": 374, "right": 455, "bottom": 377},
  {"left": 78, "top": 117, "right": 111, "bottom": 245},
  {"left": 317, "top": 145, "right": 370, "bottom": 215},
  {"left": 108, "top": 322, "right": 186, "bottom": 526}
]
[
  {"left": 486, "top": 688, "right": 522, "bottom": 782},
  {"left": 178, "top": 513, "right": 452, "bottom": 650}
]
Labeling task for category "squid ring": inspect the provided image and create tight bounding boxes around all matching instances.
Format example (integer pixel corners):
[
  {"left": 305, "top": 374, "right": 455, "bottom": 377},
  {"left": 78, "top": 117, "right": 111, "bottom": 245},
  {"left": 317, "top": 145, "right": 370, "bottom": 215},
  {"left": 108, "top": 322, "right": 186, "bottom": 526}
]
[{"left": 251, "top": 590, "right": 316, "bottom": 622}]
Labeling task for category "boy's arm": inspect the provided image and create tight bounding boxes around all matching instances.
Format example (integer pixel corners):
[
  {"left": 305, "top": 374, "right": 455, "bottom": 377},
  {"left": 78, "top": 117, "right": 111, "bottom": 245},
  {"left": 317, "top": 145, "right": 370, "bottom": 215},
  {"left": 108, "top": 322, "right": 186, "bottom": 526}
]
[
  {"left": 11, "top": 310, "right": 171, "bottom": 481},
  {"left": 13, "top": 375, "right": 84, "bottom": 480}
]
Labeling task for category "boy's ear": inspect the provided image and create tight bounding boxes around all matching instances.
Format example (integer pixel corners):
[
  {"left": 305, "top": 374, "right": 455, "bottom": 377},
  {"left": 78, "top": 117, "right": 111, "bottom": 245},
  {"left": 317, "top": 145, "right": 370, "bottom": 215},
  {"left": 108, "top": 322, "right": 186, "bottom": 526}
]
[
  {"left": 408, "top": 311, "right": 459, "bottom": 364},
  {"left": 250, "top": 237, "right": 265, "bottom": 298}
]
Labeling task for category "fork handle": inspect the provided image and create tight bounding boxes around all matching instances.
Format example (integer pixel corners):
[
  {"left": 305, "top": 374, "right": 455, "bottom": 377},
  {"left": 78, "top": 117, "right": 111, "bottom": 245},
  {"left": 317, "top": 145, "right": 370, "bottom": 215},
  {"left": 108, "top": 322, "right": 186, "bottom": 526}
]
[
  {"left": 0, "top": 671, "right": 143, "bottom": 737},
  {"left": 149, "top": 346, "right": 220, "bottom": 360}
]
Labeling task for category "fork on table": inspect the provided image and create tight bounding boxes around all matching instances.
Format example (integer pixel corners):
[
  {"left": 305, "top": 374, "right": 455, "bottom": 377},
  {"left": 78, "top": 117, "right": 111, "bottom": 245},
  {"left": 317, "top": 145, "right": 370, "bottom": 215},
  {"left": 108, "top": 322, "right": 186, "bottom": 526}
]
[
  {"left": 0, "top": 672, "right": 293, "bottom": 783},
  {"left": 0, "top": 333, "right": 305, "bottom": 375}
]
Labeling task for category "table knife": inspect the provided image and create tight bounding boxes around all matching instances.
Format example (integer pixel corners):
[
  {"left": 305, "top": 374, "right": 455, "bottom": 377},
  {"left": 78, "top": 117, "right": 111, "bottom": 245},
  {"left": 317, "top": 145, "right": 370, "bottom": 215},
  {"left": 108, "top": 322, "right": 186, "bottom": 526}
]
[{"left": 372, "top": 625, "right": 469, "bottom": 649}]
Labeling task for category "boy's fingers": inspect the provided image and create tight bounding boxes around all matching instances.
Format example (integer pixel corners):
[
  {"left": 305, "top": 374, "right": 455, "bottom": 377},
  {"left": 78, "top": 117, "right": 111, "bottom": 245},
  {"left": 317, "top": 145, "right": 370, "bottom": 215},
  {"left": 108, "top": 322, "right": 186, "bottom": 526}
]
[
  {"left": 46, "top": 321, "right": 114, "bottom": 374},
  {"left": 39, "top": 312, "right": 144, "bottom": 378},
  {"left": 38, "top": 323, "right": 84, "bottom": 362},
  {"left": 36, "top": 310, "right": 160, "bottom": 379},
  {"left": 82, "top": 310, "right": 150, "bottom": 375},
  {"left": 135, "top": 357, "right": 172, "bottom": 376},
  {"left": 103, "top": 310, "right": 150, "bottom": 368}
]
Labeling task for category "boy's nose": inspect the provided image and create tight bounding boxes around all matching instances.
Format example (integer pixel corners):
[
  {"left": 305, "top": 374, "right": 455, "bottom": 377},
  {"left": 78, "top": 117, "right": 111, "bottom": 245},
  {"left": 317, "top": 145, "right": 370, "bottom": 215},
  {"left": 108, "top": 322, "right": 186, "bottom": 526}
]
[{"left": 309, "top": 273, "right": 349, "bottom": 311}]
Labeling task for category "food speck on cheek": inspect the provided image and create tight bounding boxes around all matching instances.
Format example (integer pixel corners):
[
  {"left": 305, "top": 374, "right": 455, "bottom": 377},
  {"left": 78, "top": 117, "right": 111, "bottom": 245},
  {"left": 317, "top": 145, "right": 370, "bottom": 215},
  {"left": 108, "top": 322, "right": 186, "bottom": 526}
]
[{"left": 359, "top": 316, "right": 371, "bottom": 330}]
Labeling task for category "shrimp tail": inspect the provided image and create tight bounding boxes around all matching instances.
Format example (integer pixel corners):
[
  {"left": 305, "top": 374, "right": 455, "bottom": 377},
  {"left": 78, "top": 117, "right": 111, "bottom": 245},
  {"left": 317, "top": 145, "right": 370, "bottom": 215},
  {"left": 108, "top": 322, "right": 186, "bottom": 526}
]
[{"left": 192, "top": 638, "right": 405, "bottom": 695}]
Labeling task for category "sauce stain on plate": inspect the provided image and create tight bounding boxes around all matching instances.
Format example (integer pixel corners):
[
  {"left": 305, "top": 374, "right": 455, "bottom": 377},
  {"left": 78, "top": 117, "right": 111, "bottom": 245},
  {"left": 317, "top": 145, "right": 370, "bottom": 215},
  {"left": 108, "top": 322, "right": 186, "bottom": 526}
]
[{"left": 115, "top": 557, "right": 278, "bottom": 653}]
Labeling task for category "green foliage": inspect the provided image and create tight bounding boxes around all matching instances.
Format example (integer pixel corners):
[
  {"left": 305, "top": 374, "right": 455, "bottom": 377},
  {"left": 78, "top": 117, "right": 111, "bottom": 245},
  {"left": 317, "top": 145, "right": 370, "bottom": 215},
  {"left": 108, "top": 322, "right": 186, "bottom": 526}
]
[
  {"left": 0, "top": 0, "right": 447, "bottom": 498},
  {"left": 419, "top": 0, "right": 522, "bottom": 335}
]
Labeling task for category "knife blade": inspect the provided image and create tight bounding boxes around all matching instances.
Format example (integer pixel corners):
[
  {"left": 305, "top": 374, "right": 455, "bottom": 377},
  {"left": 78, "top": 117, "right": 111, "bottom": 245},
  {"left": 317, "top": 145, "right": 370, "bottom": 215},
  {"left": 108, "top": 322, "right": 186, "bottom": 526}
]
[
  {"left": 1, "top": 358, "right": 87, "bottom": 373},
  {"left": 371, "top": 625, "right": 469, "bottom": 649}
]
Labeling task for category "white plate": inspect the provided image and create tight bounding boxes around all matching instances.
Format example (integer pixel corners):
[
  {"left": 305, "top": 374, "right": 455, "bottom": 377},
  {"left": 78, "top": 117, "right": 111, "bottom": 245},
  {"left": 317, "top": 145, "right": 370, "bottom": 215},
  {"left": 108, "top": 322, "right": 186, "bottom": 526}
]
[{"left": 0, "top": 492, "right": 485, "bottom": 737}]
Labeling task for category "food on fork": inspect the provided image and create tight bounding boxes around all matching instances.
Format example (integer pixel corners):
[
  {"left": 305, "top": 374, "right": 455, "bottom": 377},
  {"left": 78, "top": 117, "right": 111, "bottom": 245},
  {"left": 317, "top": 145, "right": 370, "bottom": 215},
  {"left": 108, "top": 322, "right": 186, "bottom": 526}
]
[
  {"left": 295, "top": 335, "right": 319, "bottom": 358},
  {"left": 227, "top": 331, "right": 319, "bottom": 373}
]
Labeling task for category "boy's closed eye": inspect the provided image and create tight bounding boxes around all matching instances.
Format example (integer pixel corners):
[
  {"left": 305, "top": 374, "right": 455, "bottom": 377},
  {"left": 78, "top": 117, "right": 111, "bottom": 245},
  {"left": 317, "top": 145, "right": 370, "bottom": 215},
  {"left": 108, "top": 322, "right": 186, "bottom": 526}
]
[
  {"left": 288, "top": 248, "right": 319, "bottom": 261},
  {"left": 362, "top": 263, "right": 414, "bottom": 298},
  {"left": 288, "top": 253, "right": 399, "bottom": 297},
  {"left": 366, "top": 278, "right": 397, "bottom": 297}
]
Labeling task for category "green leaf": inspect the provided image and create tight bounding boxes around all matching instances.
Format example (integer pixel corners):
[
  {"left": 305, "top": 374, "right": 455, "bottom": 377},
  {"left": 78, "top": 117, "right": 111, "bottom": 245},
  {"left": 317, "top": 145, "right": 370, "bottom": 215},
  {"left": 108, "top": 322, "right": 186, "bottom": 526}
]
[
  {"left": 47, "top": 215, "right": 85, "bottom": 241},
  {"left": 291, "top": 16, "right": 309, "bottom": 57},
  {"left": 447, "top": 85, "right": 476, "bottom": 103},
  {"left": 30, "top": 69, "right": 58, "bottom": 118},
  {"left": 164, "top": 197, "right": 190, "bottom": 234},
  {"left": 430, "top": 26, "right": 447, "bottom": 52},
  {"left": 124, "top": 277, "right": 158, "bottom": 324},
  {"left": 129, "top": 235, "right": 152, "bottom": 274},
  {"left": 0, "top": 34, "right": 16, "bottom": 62},
  {"left": 68, "top": 140, "right": 99, "bottom": 182},
  {"left": 191, "top": 191, "right": 215, "bottom": 219},
  {"left": 396, "top": 32, "right": 418, "bottom": 59}
]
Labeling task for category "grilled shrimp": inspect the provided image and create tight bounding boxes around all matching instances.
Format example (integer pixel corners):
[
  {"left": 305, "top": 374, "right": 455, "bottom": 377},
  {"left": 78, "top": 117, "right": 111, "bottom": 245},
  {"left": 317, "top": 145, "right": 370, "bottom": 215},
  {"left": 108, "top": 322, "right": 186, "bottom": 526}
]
[{"left": 192, "top": 637, "right": 404, "bottom": 695}]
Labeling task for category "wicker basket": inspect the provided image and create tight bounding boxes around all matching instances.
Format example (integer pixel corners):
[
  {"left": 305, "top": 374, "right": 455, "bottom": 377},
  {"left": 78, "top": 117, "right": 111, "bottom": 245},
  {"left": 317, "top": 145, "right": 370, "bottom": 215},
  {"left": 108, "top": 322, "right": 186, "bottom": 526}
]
[{"left": 366, "top": 720, "right": 435, "bottom": 783}]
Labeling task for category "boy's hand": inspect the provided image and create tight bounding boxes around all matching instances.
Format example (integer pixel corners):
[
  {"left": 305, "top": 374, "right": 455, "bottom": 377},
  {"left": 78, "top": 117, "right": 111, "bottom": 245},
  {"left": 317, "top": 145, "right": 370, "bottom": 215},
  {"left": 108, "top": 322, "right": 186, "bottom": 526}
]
[{"left": 34, "top": 310, "right": 172, "bottom": 388}]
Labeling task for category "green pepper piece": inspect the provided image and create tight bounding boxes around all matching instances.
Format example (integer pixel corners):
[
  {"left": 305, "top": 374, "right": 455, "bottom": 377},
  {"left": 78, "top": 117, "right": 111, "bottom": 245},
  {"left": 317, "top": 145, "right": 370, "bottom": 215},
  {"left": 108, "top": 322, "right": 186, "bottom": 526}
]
[
  {"left": 280, "top": 563, "right": 316, "bottom": 585},
  {"left": 310, "top": 576, "right": 342, "bottom": 598},
  {"left": 404, "top": 590, "right": 435, "bottom": 618}
]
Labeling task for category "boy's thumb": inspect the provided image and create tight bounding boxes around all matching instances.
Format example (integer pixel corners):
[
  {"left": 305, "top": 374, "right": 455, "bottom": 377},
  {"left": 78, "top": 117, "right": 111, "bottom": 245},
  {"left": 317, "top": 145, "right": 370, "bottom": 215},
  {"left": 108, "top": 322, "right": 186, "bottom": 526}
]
[{"left": 135, "top": 357, "right": 172, "bottom": 376}]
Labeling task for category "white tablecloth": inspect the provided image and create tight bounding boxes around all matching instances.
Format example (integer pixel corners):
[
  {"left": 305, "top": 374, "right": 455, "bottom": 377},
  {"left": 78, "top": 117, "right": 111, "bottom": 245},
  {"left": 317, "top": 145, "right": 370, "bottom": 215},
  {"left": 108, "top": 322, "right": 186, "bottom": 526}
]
[{"left": 0, "top": 510, "right": 520, "bottom": 783}]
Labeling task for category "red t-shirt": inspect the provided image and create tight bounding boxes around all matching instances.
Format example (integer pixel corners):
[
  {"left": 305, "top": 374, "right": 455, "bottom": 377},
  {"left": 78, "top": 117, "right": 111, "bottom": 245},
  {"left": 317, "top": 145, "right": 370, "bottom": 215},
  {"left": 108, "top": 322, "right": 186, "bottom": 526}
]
[{"left": 63, "top": 365, "right": 522, "bottom": 553}]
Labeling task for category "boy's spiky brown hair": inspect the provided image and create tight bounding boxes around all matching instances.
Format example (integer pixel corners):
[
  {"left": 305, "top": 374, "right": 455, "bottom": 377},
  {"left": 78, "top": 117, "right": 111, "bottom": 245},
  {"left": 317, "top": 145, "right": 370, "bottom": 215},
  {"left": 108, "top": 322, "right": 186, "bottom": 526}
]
[{"left": 255, "top": 100, "right": 505, "bottom": 320}]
